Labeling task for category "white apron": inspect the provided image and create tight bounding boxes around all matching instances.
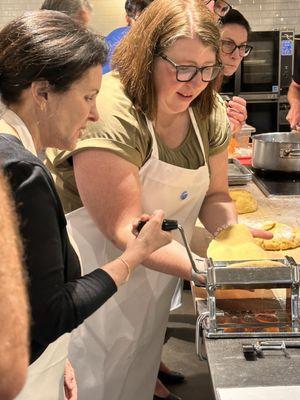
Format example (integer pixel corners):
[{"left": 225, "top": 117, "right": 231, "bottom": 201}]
[
  {"left": 15, "top": 334, "right": 70, "bottom": 400},
  {"left": 2, "top": 109, "right": 70, "bottom": 400},
  {"left": 67, "top": 108, "right": 210, "bottom": 400}
]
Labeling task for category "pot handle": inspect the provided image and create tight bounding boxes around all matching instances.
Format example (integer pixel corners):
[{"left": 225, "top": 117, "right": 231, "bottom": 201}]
[{"left": 280, "top": 148, "right": 300, "bottom": 158}]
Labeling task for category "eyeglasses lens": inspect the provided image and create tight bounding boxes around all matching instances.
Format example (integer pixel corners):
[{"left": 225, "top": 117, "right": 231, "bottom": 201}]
[
  {"left": 177, "top": 67, "right": 197, "bottom": 82},
  {"left": 214, "top": 0, "right": 231, "bottom": 17},
  {"left": 177, "top": 66, "right": 220, "bottom": 82},
  {"left": 222, "top": 41, "right": 252, "bottom": 57}
]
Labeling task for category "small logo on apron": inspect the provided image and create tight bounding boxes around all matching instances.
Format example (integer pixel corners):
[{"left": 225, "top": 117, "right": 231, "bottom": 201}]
[{"left": 180, "top": 191, "right": 188, "bottom": 200}]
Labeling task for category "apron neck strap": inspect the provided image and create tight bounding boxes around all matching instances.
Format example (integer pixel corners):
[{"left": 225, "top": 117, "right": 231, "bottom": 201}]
[
  {"left": 145, "top": 116, "right": 159, "bottom": 159},
  {"left": 188, "top": 108, "right": 207, "bottom": 165}
]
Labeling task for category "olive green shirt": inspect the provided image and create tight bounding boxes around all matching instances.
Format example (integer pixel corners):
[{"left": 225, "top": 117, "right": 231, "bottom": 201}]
[{"left": 46, "top": 71, "right": 230, "bottom": 213}]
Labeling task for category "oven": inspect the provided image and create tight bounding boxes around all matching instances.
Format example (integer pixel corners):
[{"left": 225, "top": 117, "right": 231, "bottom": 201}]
[
  {"left": 240, "top": 31, "right": 280, "bottom": 95},
  {"left": 240, "top": 30, "right": 294, "bottom": 97}
]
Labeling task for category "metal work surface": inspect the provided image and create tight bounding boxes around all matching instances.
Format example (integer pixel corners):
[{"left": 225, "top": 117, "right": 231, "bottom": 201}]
[
  {"left": 204, "top": 336, "right": 300, "bottom": 391},
  {"left": 191, "top": 178, "right": 300, "bottom": 397}
]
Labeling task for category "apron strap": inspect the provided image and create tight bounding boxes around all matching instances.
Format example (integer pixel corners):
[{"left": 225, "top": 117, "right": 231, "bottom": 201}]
[
  {"left": 188, "top": 108, "right": 208, "bottom": 166},
  {"left": 145, "top": 117, "right": 159, "bottom": 159}
]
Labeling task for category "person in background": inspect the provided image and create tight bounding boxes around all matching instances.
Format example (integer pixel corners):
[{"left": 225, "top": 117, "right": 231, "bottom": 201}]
[
  {"left": 0, "top": 10, "right": 172, "bottom": 400},
  {"left": 40, "top": 0, "right": 93, "bottom": 27},
  {"left": 204, "top": 0, "right": 231, "bottom": 19},
  {"left": 287, "top": 38, "right": 300, "bottom": 131},
  {"left": 218, "top": 8, "right": 252, "bottom": 135},
  {"left": 0, "top": 171, "right": 29, "bottom": 400},
  {"left": 102, "top": 0, "right": 153, "bottom": 74},
  {"left": 46, "top": 0, "right": 233, "bottom": 398}
]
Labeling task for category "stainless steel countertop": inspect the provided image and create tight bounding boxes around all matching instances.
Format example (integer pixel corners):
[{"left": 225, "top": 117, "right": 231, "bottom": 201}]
[{"left": 204, "top": 336, "right": 300, "bottom": 397}]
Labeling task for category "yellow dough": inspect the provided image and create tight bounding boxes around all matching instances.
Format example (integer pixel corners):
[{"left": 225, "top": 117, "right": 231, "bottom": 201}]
[
  {"left": 229, "top": 189, "right": 258, "bottom": 214},
  {"left": 207, "top": 224, "right": 267, "bottom": 262},
  {"left": 228, "top": 260, "right": 284, "bottom": 268},
  {"left": 255, "top": 221, "right": 300, "bottom": 251}
]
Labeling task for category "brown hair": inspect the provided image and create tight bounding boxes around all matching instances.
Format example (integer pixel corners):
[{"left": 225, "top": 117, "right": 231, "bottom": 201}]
[
  {"left": 0, "top": 10, "right": 107, "bottom": 106},
  {"left": 220, "top": 9, "right": 251, "bottom": 35},
  {"left": 112, "top": 0, "right": 221, "bottom": 120}
]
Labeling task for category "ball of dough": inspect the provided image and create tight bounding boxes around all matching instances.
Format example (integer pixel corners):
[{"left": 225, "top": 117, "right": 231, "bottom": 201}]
[
  {"left": 229, "top": 189, "right": 258, "bottom": 214},
  {"left": 255, "top": 221, "right": 300, "bottom": 251}
]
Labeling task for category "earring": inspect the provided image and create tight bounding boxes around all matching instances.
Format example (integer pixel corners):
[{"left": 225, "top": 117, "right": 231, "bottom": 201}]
[{"left": 40, "top": 102, "right": 46, "bottom": 112}]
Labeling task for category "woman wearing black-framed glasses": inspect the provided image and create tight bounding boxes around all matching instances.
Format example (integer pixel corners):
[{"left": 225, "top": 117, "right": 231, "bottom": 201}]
[{"left": 218, "top": 8, "right": 252, "bottom": 135}]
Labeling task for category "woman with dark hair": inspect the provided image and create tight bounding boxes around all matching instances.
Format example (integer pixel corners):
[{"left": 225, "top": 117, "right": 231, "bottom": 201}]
[
  {"left": 0, "top": 10, "right": 172, "bottom": 400},
  {"left": 220, "top": 8, "right": 252, "bottom": 77},
  {"left": 218, "top": 8, "right": 253, "bottom": 135}
]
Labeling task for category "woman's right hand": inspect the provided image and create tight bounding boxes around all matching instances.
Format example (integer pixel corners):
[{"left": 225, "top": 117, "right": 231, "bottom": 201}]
[
  {"left": 101, "top": 210, "right": 172, "bottom": 287},
  {"left": 130, "top": 209, "right": 172, "bottom": 257}
]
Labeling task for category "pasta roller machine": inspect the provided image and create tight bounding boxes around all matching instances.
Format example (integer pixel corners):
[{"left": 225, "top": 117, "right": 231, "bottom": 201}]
[{"left": 196, "top": 256, "right": 300, "bottom": 359}]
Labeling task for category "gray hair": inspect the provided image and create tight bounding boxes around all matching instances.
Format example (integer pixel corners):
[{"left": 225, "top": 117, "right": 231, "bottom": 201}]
[{"left": 40, "top": 0, "right": 93, "bottom": 16}]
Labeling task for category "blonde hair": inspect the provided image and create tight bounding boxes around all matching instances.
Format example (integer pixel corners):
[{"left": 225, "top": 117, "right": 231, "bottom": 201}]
[{"left": 112, "top": 0, "right": 221, "bottom": 120}]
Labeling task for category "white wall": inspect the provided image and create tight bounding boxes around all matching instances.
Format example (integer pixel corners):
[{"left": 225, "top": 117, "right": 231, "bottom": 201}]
[
  {"left": 0, "top": 0, "right": 299, "bottom": 34},
  {"left": 0, "top": 0, "right": 126, "bottom": 35},
  {"left": 91, "top": 0, "right": 125, "bottom": 35},
  {"left": 230, "top": 0, "right": 300, "bottom": 33}
]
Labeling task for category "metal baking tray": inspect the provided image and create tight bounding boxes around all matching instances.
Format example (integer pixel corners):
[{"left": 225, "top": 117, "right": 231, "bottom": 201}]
[{"left": 228, "top": 158, "right": 252, "bottom": 185}]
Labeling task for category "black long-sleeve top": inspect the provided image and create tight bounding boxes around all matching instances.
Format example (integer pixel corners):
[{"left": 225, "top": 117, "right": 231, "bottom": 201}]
[{"left": 0, "top": 134, "right": 117, "bottom": 363}]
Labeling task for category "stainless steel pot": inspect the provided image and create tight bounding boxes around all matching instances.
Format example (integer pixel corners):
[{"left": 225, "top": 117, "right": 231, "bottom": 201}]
[{"left": 252, "top": 132, "right": 300, "bottom": 172}]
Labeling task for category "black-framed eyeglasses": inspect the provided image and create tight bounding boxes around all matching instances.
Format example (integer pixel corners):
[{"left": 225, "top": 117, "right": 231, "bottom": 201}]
[
  {"left": 221, "top": 40, "right": 253, "bottom": 57},
  {"left": 158, "top": 54, "right": 222, "bottom": 83},
  {"left": 204, "top": 0, "right": 232, "bottom": 17}
]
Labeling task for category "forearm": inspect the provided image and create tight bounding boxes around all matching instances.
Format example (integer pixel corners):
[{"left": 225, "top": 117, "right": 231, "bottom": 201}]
[
  {"left": 287, "top": 81, "right": 300, "bottom": 129},
  {"left": 198, "top": 191, "right": 238, "bottom": 236},
  {"left": 287, "top": 81, "right": 300, "bottom": 106},
  {"left": 140, "top": 240, "right": 197, "bottom": 280},
  {"left": 73, "top": 151, "right": 199, "bottom": 281},
  {"left": 101, "top": 223, "right": 195, "bottom": 281}
]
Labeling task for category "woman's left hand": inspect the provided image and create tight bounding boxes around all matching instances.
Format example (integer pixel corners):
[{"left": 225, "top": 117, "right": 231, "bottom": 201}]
[
  {"left": 64, "top": 359, "right": 78, "bottom": 400},
  {"left": 226, "top": 96, "right": 247, "bottom": 135},
  {"left": 249, "top": 227, "right": 273, "bottom": 240}
]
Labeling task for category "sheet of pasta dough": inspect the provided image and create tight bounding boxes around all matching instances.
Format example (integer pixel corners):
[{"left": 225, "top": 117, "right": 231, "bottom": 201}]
[{"left": 207, "top": 224, "right": 268, "bottom": 262}]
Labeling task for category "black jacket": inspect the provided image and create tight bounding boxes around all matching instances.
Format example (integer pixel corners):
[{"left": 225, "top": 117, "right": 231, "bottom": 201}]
[{"left": 0, "top": 134, "right": 117, "bottom": 363}]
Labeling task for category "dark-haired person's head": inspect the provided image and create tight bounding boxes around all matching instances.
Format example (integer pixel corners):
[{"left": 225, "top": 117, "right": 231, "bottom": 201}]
[
  {"left": 0, "top": 11, "right": 107, "bottom": 151},
  {"left": 41, "top": 0, "right": 93, "bottom": 26},
  {"left": 219, "top": 9, "right": 252, "bottom": 76},
  {"left": 124, "top": 0, "right": 153, "bottom": 25}
]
